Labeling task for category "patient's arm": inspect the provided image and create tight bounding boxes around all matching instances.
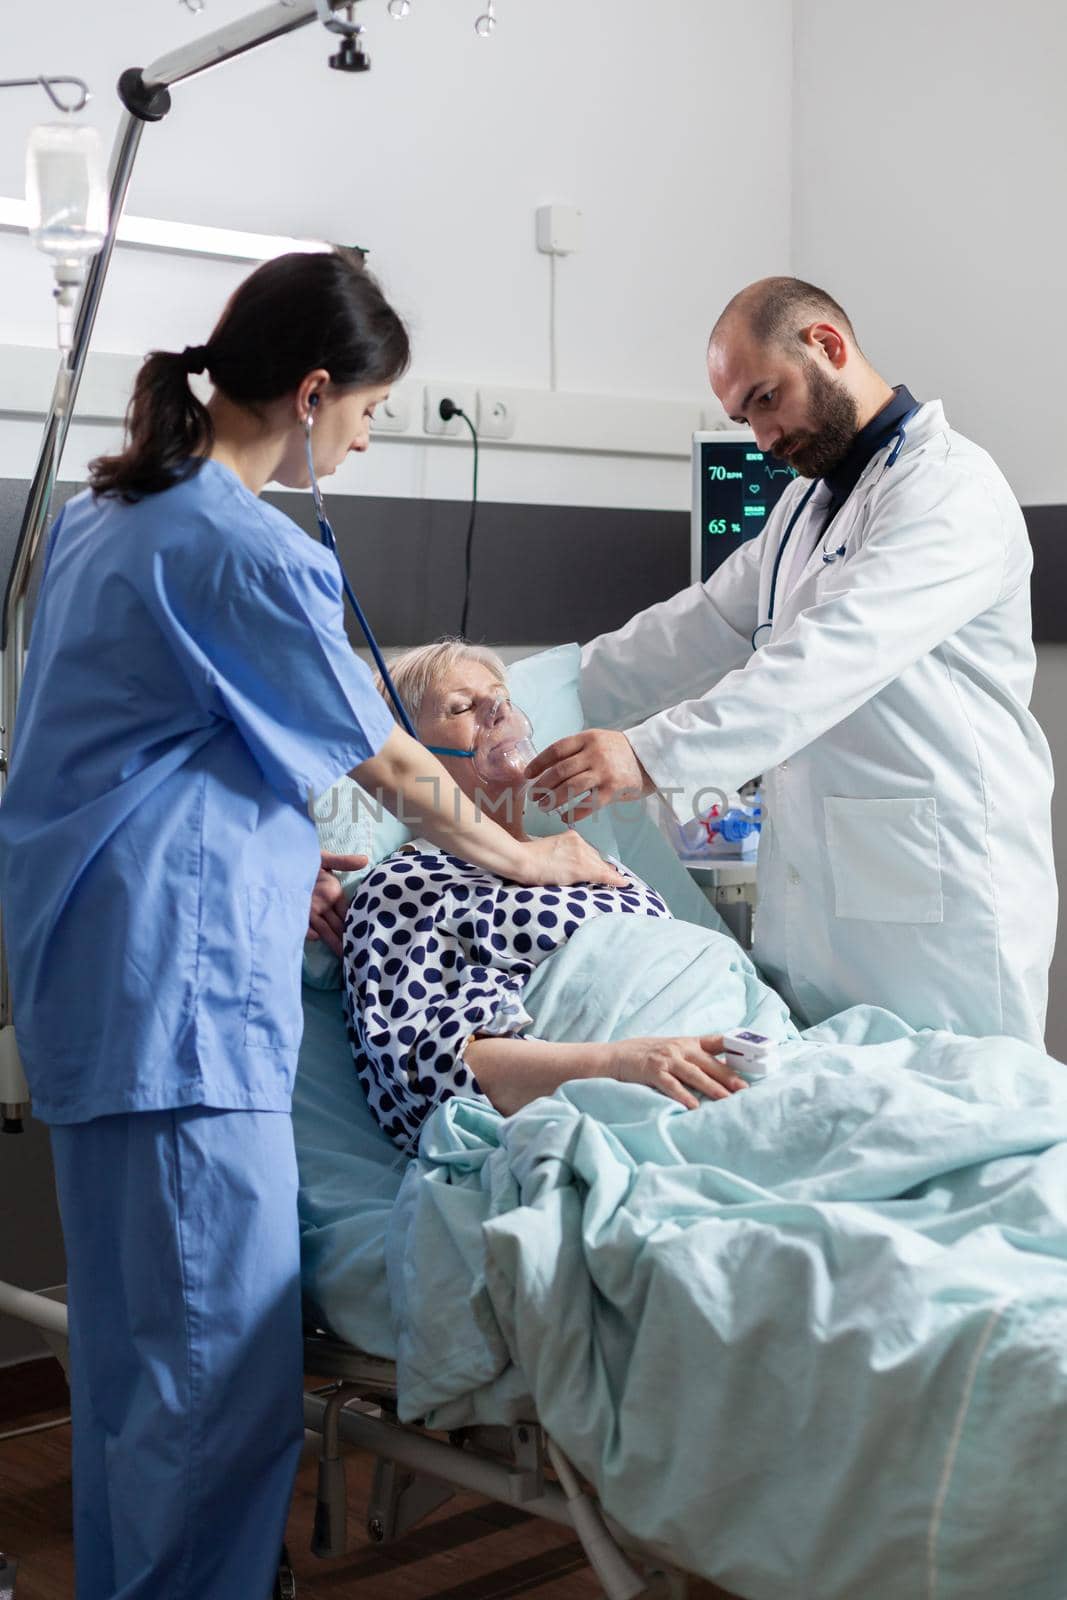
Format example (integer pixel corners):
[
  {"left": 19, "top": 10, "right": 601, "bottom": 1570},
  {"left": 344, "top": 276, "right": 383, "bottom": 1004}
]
[{"left": 465, "top": 1033, "right": 747, "bottom": 1116}]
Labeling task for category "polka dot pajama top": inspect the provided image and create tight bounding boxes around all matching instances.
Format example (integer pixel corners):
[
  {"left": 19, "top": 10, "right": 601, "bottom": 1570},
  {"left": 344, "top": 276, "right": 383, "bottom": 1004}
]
[{"left": 341, "top": 840, "right": 671, "bottom": 1152}]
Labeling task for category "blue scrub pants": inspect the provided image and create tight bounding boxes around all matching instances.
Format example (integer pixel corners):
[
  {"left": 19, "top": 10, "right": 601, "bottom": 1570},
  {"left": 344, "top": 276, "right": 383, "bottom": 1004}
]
[{"left": 49, "top": 1107, "right": 305, "bottom": 1600}]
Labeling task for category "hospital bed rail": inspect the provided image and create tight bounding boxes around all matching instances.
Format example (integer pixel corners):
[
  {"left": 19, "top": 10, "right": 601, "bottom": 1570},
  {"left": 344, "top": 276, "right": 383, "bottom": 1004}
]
[
  {"left": 301, "top": 1327, "right": 692, "bottom": 1599},
  {"left": 0, "top": 1286, "right": 692, "bottom": 1597}
]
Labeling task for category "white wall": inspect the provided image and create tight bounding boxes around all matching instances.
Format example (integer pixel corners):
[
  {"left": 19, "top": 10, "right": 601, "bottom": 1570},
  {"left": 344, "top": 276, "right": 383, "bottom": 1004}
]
[
  {"left": 0, "top": 0, "right": 794, "bottom": 510},
  {"left": 791, "top": 0, "right": 1067, "bottom": 508}
]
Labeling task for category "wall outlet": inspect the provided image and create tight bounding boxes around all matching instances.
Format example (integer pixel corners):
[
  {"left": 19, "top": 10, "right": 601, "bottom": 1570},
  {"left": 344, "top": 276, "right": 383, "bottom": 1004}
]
[
  {"left": 370, "top": 390, "right": 412, "bottom": 433},
  {"left": 423, "top": 383, "right": 477, "bottom": 437},
  {"left": 476, "top": 388, "right": 517, "bottom": 440}
]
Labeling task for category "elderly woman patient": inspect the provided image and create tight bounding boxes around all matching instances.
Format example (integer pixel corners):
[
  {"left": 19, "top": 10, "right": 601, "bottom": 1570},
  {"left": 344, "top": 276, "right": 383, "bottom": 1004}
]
[{"left": 341, "top": 640, "right": 746, "bottom": 1152}]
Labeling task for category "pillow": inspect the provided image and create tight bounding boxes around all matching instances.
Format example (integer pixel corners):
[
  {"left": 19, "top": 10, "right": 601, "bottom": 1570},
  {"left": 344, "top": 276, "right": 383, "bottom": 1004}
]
[
  {"left": 513, "top": 643, "right": 728, "bottom": 933},
  {"left": 303, "top": 641, "right": 724, "bottom": 988}
]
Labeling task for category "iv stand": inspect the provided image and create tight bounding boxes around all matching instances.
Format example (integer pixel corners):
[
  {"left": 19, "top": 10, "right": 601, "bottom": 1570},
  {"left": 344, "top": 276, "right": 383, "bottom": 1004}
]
[{"left": 0, "top": 0, "right": 358, "bottom": 1126}]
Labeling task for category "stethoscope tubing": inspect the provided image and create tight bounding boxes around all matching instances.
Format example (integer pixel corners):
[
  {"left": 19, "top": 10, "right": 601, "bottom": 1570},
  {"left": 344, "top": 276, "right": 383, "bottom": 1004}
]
[
  {"left": 751, "top": 480, "right": 819, "bottom": 650},
  {"left": 304, "top": 420, "right": 419, "bottom": 740}
]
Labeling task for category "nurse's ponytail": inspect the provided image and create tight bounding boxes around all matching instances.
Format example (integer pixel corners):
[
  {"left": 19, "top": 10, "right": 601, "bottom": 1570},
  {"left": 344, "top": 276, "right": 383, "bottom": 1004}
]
[
  {"left": 88, "top": 348, "right": 214, "bottom": 501},
  {"left": 89, "top": 247, "right": 410, "bottom": 501}
]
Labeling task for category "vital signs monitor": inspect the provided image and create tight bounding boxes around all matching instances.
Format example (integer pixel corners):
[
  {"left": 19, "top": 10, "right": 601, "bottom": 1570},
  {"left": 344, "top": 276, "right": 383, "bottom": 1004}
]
[{"left": 690, "top": 432, "right": 797, "bottom": 584}]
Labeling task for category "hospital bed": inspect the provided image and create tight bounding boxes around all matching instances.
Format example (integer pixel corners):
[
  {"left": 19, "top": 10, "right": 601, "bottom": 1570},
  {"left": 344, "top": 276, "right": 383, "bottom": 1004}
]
[
  {"left": 289, "top": 643, "right": 732, "bottom": 1597},
  {"left": 10, "top": 663, "right": 1067, "bottom": 1600},
  {"left": 0, "top": 635, "right": 720, "bottom": 1597},
  {"left": 291, "top": 690, "right": 1067, "bottom": 1600},
  {"left": 299, "top": 1333, "right": 688, "bottom": 1600},
  {"left": 0, "top": 1209, "right": 692, "bottom": 1600},
  {"left": 0, "top": 1023, "right": 694, "bottom": 1600},
  {"left": 294, "top": 983, "right": 700, "bottom": 1600},
  {"left": 0, "top": 0, "right": 725, "bottom": 1557}
]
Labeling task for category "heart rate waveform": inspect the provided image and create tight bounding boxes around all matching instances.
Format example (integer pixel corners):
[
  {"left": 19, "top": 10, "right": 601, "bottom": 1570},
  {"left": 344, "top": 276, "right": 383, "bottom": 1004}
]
[{"left": 697, "top": 438, "right": 798, "bottom": 582}]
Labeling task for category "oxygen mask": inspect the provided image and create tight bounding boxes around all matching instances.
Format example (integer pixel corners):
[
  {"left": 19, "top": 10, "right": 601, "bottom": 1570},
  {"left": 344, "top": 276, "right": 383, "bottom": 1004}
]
[
  {"left": 429, "top": 694, "right": 536, "bottom": 784},
  {"left": 471, "top": 695, "right": 536, "bottom": 783}
]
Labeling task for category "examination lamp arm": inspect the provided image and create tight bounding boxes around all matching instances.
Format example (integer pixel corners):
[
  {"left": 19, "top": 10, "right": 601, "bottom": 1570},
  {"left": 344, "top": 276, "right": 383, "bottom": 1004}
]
[{"left": 140, "top": 0, "right": 350, "bottom": 94}]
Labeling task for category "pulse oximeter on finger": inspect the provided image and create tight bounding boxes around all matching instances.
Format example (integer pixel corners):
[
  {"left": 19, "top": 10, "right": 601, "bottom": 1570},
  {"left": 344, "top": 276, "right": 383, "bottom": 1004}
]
[{"left": 722, "top": 1029, "right": 780, "bottom": 1078}]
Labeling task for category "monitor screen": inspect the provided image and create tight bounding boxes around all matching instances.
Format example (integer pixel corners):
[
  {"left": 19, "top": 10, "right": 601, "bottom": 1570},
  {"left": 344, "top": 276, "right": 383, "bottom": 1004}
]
[{"left": 690, "top": 433, "right": 798, "bottom": 584}]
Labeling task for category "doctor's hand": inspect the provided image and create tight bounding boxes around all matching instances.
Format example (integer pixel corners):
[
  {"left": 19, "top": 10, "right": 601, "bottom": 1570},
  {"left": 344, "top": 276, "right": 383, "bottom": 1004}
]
[
  {"left": 525, "top": 729, "right": 655, "bottom": 821},
  {"left": 307, "top": 852, "right": 369, "bottom": 956},
  {"left": 609, "top": 1036, "right": 747, "bottom": 1108}
]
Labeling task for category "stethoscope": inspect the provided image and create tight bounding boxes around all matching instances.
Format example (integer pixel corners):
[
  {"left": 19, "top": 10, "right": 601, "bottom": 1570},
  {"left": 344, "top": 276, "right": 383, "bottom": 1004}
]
[
  {"left": 750, "top": 402, "right": 921, "bottom": 651},
  {"left": 304, "top": 398, "right": 419, "bottom": 739},
  {"left": 304, "top": 406, "right": 526, "bottom": 773}
]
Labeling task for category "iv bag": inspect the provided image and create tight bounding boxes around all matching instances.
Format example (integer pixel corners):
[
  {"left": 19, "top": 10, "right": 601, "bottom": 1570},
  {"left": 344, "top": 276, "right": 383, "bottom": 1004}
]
[
  {"left": 25, "top": 122, "right": 107, "bottom": 272},
  {"left": 25, "top": 122, "right": 108, "bottom": 358}
]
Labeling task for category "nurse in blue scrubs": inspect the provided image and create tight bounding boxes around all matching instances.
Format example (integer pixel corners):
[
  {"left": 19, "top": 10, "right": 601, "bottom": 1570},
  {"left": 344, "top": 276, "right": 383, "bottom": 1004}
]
[{"left": 0, "top": 248, "right": 619, "bottom": 1600}]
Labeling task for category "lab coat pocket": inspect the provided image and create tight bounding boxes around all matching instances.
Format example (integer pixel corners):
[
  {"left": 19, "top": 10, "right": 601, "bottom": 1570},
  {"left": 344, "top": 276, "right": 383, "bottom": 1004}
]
[
  {"left": 824, "top": 796, "right": 944, "bottom": 924},
  {"left": 244, "top": 886, "right": 307, "bottom": 1049}
]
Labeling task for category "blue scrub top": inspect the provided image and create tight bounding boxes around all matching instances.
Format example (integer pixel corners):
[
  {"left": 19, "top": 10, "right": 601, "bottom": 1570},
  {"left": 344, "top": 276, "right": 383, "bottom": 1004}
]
[{"left": 0, "top": 460, "right": 396, "bottom": 1124}]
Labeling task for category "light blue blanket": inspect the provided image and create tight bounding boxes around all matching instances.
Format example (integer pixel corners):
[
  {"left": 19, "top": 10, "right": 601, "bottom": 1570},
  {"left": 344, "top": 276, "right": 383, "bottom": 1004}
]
[{"left": 387, "top": 916, "right": 1067, "bottom": 1600}]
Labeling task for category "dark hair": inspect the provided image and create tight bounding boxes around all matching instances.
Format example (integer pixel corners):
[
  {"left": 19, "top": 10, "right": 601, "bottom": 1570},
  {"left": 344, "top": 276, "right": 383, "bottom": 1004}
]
[
  {"left": 711, "top": 276, "right": 859, "bottom": 356},
  {"left": 89, "top": 247, "right": 411, "bottom": 500}
]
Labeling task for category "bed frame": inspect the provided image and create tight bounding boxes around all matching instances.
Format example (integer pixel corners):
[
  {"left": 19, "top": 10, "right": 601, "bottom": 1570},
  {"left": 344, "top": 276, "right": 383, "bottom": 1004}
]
[
  {"left": 0, "top": 1290, "right": 694, "bottom": 1599},
  {"left": 303, "top": 1327, "right": 692, "bottom": 1598}
]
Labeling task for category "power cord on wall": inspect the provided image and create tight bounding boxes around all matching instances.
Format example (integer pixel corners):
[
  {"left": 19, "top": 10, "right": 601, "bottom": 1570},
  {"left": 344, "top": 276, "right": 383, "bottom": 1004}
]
[{"left": 438, "top": 397, "right": 479, "bottom": 636}]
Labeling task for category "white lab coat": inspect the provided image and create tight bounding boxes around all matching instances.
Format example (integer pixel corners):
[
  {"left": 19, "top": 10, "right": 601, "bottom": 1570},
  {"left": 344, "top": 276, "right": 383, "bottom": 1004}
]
[{"left": 580, "top": 401, "right": 1056, "bottom": 1045}]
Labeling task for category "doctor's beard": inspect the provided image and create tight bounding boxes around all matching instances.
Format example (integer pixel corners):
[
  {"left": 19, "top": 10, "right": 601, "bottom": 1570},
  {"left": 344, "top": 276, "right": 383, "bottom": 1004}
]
[{"left": 772, "top": 358, "right": 859, "bottom": 479}]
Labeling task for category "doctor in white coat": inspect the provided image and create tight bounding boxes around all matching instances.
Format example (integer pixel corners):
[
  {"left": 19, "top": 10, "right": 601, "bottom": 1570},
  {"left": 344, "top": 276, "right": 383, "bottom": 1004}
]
[{"left": 527, "top": 277, "right": 1056, "bottom": 1046}]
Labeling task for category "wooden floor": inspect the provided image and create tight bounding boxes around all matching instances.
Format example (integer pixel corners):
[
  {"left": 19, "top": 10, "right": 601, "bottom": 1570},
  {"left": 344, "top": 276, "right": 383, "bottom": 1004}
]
[{"left": 0, "top": 1360, "right": 740, "bottom": 1599}]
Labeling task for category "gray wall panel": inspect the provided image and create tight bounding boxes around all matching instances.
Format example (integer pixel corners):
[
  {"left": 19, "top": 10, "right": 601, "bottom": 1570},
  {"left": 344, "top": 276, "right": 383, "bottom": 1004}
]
[
  {"left": 261, "top": 490, "right": 690, "bottom": 647},
  {"left": 0, "top": 479, "right": 690, "bottom": 647},
  {"left": 3, "top": 478, "right": 1061, "bottom": 644}
]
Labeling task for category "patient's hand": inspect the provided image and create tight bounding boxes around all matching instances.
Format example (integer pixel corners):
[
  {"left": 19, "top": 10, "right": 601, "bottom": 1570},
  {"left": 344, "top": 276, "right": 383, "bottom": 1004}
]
[
  {"left": 610, "top": 1036, "right": 747, "bottom": 1108},
  {"left": 526, "top": 728, "right": 654, "bottom": 820},
  {"left": 307, "top": 852, "right": 369, "bottom": 957}
]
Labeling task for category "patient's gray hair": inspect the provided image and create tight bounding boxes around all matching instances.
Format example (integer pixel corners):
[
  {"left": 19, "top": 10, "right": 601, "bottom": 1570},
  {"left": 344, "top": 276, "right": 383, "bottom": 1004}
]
[{"left": 374, "top": 637, "right": 509, "bottom": 730}]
